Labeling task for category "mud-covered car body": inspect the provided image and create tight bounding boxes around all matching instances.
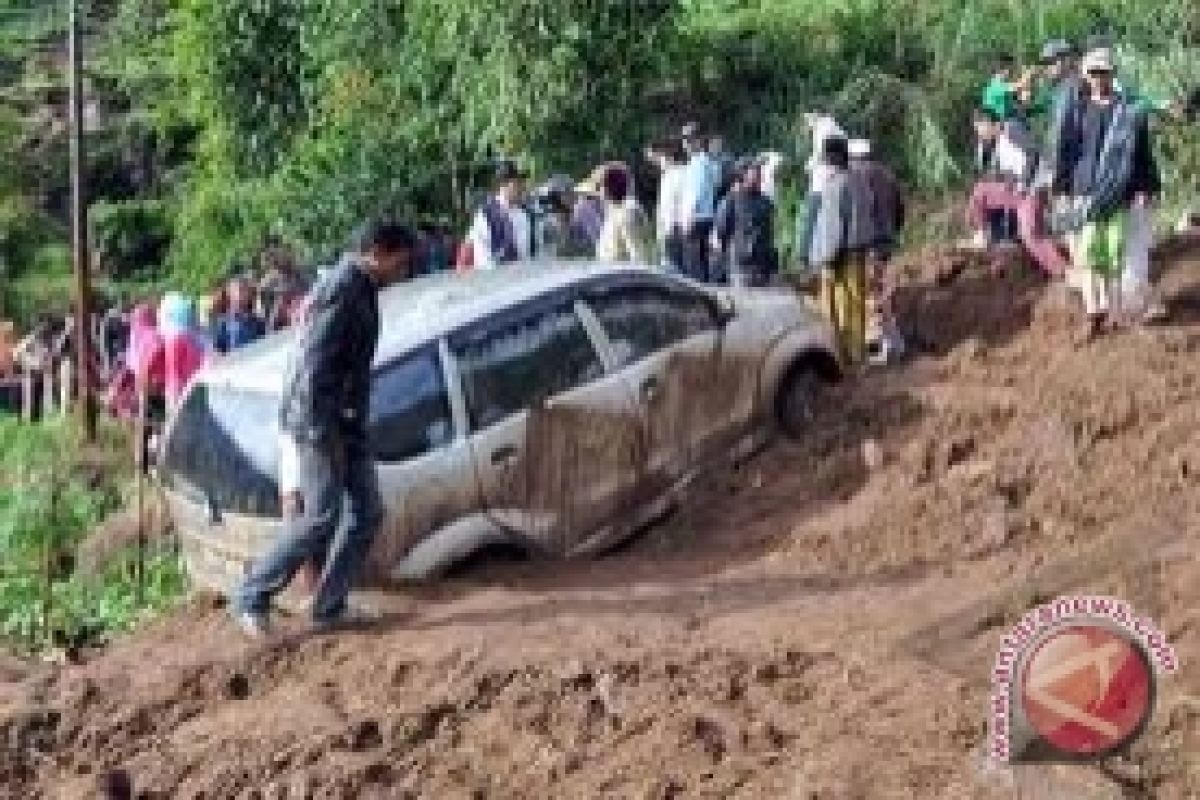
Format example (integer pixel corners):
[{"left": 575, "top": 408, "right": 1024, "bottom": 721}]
[{"left": 160, "top": 263, "right": 840, "bottom": 592}]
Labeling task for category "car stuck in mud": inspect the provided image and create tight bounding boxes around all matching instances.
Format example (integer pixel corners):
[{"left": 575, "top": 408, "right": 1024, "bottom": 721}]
[{"left": 158, "top": 263, "right": 841, "bottom": 595}]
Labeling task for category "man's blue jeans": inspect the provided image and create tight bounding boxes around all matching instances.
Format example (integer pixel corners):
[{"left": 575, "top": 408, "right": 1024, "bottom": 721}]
[{"left": 234, "top": 439, "right": 383, "bottom": 622}]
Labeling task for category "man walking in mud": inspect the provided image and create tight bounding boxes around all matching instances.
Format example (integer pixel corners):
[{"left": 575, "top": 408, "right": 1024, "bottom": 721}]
[
  {"left": 233, "top": 218, "right": 417, "bottom": 637},
  {"left": 1052, "top": 47, "right": 1159, "bottom": 343}
]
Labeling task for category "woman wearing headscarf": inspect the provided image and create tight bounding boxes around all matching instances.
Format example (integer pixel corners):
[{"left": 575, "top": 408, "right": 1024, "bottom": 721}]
[
  {"left": 125, "top": 302, "right": 166, "bottom": 418},
  {"left": 595, "top": 164, "right": 652, "bottom": 264},
  {"left": 159, "top": 292, "right": 207, "bottom": 412}
]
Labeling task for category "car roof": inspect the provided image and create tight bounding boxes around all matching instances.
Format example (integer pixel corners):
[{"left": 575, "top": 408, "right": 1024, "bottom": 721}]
[{"left": 200, "top": 262, "right": 692, "bottom": 393}]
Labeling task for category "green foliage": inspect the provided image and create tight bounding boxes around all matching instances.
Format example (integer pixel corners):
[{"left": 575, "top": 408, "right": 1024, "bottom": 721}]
[
  {"left": 91, "top": 198, "right": 173, "bottom": 279},
  {"left": 5, "top": 0, "right": 1200, "bottom": 288},
  {"left": 0, "top": 416, "right": 186, "bottom": 652}
]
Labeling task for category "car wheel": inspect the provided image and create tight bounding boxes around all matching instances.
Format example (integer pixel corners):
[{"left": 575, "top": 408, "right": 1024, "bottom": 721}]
[{"left": 775, "top": 365, "right": 823, "bottom": 439}]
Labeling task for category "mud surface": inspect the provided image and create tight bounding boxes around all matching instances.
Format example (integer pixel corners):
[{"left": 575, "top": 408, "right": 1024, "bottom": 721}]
[{"left": 2, "top": 245, "right": 1200, "bottom": 799}]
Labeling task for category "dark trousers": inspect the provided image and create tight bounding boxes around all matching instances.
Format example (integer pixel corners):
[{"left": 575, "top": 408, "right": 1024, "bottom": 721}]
[
  {"left": 235, "top": 442, "right": 383, "bottom": 622},
  {"left": 683, "top": 219, "right": 715, "bottom": 283}
]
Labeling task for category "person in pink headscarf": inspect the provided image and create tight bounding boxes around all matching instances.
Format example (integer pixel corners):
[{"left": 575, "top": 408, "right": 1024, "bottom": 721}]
[
  {"left": 158, "top": 292, "right": 207, "bottom": 412},
  {"left": 125, "top": 303, "right": 165, "bottom": 418}
]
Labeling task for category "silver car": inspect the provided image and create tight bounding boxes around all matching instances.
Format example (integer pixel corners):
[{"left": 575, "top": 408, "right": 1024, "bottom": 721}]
[{"left": 160, "top": 263, "right": 841, "bottom": 595}]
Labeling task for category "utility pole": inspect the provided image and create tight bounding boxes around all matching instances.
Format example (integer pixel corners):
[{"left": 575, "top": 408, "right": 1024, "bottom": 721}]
[{"left": 69, "top": 0, "right": 97, "bottom": 441}]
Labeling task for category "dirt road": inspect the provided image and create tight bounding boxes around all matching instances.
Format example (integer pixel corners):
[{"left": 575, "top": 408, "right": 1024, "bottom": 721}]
[{"left": 2, "top": 245, "right": 1199, "bottom": 799}]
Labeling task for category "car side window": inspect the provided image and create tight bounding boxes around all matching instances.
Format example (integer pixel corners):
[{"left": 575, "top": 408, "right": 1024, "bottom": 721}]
[
  {"left": 454, "top": 300, "right": 605, "bottom": 430},
  {"left": 662, "top": 287, "right": 719, "bottom": 342},
  {"left": 588, "top": 283, "right": 719, "bottom": 366},
  {"left": 370, "top": 346, "right": 455, "bottom": 463}
]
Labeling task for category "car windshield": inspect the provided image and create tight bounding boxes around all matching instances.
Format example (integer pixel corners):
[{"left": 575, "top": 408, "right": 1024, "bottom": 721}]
[{"left": 159, "top": 383, "right": 282, "bottom": 517}]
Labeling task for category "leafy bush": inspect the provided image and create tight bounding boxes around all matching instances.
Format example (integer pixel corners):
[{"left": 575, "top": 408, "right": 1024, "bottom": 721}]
[{"left": 0, "top": 415, "right": 186, "bottom": 652}]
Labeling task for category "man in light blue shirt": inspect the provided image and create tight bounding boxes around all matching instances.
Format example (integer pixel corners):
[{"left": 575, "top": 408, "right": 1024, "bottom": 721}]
[{"left": 679, "top": 123, "right": 719, "bottom": 283}]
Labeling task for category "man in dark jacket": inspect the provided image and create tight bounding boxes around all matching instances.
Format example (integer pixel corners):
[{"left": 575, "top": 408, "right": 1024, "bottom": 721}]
[
  {"left": 712, "top": 157, "right": 777, "bottom": 287},
  {"left": 1055, "top": 47, "right": 1159, "bottom": 343},
  {"left": 233, "top": 218, "right": 416, "bottom": 637}
]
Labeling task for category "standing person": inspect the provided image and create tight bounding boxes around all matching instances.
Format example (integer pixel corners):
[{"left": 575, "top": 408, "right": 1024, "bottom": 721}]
[
  {"left": 678, "top": 123, "right": 720, "bottom": 282},
  {"left": 233, "top": 218, "right": 417, "bottom": 637},
  {"left": 0, "top": 320, "right": 15, "bottom": 377},
  {"left": 708, "top": 134, "right": 736, "bottom": 202},
  {"left": 258, "top": 238, "right": 309, "bottom": 331},
  {"left": 647, "top": 138, "right": 688, "bottom": 271},
  {"left": 809, "top": 136, "right": 866, "bottom": 365},
  {"left": 981, "top": 54, "right": 1034, "bottom": 123},
  {"left": 798, "top": 112, "right": 846, "bottom": 270},
  {"left": 212, "top": 277, "right": 267, "bottom": 354},
  {"left": 847, "top": 139, "right": 907, "bottom": 364},
  {"left": 125, "top": 302, "right": 166, "bottom": 438},
  {"left": 569, "top": 170, "right": 606, "bottom": 257},
  {"left": 964, "top": 108, "right": 1037, "bottom": 250},
  {"left": 596, "top": 165, "right": 653, "bottom": 264},
  {"left": 1054, "top": 47, "right": 1159, "bottom": 343},
  {"left": 158, "top": 292, "right": 206, "bottom": 412},
  {"left": 98, "top": 303, "right": 130, "bottom": 383},
  {"left": 759, "top": 151, "right": 786, "bottom": 202},
  {"left": 711, "top": 157, "right": 778, "bottom": 288},
  {"left": 534, "top": 175, "right": 590, "bottom": 259},
  {"left": 467, "top": 161, "right": 538, "bottom": 269}
]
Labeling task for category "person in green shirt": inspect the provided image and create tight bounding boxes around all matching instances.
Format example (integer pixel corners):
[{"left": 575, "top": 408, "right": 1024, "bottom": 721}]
[{"left": 981, "top": 55, "right": 1022, "bottom": 121}]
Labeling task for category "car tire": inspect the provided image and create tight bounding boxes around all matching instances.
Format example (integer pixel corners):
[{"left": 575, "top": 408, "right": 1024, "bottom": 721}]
[{"left": 775, "top": 364, "right": 824, "bottom": 439}]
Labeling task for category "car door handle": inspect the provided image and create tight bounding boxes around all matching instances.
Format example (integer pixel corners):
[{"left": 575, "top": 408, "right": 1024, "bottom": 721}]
[
  {"left": 640, "top": 377, "right": 661, "bottom": 403},
  {"left": 491, "top": 444, "right": 518, "bottom": 466}
]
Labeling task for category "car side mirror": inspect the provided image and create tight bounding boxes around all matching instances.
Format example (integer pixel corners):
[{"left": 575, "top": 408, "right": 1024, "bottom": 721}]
[{"left": 714, "top": 295, "right": 736, "bottom": 327}]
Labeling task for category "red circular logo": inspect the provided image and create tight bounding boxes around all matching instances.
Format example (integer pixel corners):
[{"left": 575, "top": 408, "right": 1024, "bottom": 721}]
[{"left": 1020, "top": 625, "right": 1154, "bottom": 757}]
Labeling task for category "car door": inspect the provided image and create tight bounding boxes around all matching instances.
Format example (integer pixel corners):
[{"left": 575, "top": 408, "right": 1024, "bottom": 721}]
[
  {"left": 582, "top": 277, "right": 742, "bottom": 483},
  {"left": 655, "top": 284, "right": 753, "bottom": 456},
  {"left": 450, "top": 291, "right": 644, "bottom": 556},
  {"left": 365, "top": 343, "right": 479, "bottom": 578}
]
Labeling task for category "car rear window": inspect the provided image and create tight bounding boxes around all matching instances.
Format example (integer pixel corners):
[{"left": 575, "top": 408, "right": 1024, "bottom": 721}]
[{"left": 160, "top": 383, "right": 282, "bottom": 517}]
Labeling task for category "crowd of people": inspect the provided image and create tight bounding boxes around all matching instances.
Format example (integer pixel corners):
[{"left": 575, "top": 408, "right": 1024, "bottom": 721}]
[
  {"left": 2, "top": 33, "right": 1197, "bottom": 430},
  {"left": 0, "top": 236, "right": 312, "bottom": 425},
  {"left": 965, "top": 36, "right": 1198, "bottom": 343}
]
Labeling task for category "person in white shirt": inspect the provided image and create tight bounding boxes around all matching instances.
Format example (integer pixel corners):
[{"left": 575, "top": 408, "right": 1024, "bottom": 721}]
[
  {"left": 799, "top": 112, "right": 846, "bottom": 267},
  {"left": 468, "top": 161, "right": 538, "bottom": 269},
  {"left": 760, "top": 150, "right": 786, "bottom": 202},
  {"left": 646, "top": 138, "right": 688, "bottom": 271}
]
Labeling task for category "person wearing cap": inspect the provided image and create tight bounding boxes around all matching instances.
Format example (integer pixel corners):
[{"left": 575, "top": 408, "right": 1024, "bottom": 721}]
[
  {"left": 1027, "top": 40, "right": 1079, "bottom": 119},
  {"left": 847, "top": 139, "right": 907, "bottom": 364},
  {"left": 234, "top": 217, "right": 417, "bottom": 638},
  {"left": 467, "top": 160, "right": 539, "bottom": 269},
  {"left": 679, "top": 123, "right": 720, "bottom": 282},
  {"left": 711, "top": 156, "right": 777, "bottom": 288},
  {"left": 1053, "top": 47, "right": 1160, "bottom": 342}
]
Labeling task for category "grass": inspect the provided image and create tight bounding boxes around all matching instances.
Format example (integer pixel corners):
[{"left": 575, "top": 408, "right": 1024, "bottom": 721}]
[{"left": 0, "top": 413, "right": 188, "bottom": 654}]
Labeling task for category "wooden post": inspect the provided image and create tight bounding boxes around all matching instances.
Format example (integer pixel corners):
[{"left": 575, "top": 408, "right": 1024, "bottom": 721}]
[
  {"left": 21, "top": 370, "right": 36, "bottom": 423},
  {"left": 135, "top": 381, "right": 147, "bottom": 603},
  {"left": 69, "top": 0, "right": 97, "bottom": 441}
]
